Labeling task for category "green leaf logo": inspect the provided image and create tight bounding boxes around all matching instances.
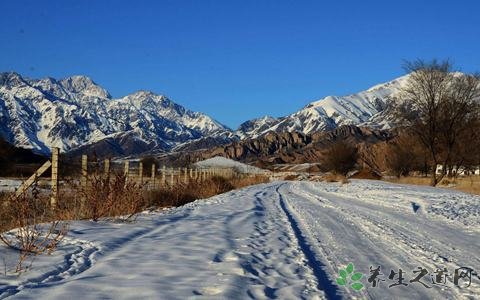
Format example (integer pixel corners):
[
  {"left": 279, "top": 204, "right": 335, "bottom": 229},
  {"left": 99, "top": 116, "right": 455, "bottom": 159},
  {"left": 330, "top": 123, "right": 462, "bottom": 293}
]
[
  {"left": 351, "top": 282, "right": 364, "bottom": 291},
  {"left": 351, "top": 272, "right": 363, "bottom": 281},
  {"left": 346, "top": 263, "right": 354, "bottom": 274},
  {"left": 336, "top": 263, "right": 364, "bottom": 291},
  {"left": 336, "top": 278, "right": 346, "bottom": 286}
]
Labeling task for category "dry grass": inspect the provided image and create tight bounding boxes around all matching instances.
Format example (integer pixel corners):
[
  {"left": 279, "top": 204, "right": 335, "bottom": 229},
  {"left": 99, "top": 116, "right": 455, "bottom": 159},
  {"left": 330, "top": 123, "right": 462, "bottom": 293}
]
[
  {"left": 385, "top": 176, "right": 480, "bottom": 195},
  {"left": 322, "top": 173, "right": 349, "bottom": 184},
  {"left": 81, "top": 174, "right": 145, "bottom": 221},
  {"left": 144, "top": 175, "right": 269, "bottom": 209},
  {"left": 283, "top": 174, "right": 299, "bottom": 181},
  {"left": 350, "top": 169, "right": 382, "bottom": 180},
  {"left": 447, "top": 176, "right": 480, "bottom": 195}
]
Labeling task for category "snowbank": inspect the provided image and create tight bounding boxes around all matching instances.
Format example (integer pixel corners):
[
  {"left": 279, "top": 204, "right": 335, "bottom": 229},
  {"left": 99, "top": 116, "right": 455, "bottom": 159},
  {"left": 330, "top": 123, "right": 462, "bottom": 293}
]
[{"left": 194, "top": 156, "right": 268, "bottom": 174}]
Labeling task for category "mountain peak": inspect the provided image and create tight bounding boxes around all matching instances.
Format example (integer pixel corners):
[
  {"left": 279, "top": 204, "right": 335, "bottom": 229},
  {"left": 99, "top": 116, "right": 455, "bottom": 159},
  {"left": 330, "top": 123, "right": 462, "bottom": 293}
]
[
  {"left": 0, "top": 72, "right": 27, "bottom": 87},
  {"left": 129, "top": 90, "right": 166, "bottom": 100},
  {"left": 60, "top": 75, "right": 111, "bottom": 99}
]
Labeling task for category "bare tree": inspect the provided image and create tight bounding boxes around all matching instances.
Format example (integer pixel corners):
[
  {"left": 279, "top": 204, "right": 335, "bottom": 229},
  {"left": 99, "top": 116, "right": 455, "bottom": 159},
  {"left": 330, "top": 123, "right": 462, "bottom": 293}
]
[{"left": 391, "top": 59, "right": 480, "bottom": 185}]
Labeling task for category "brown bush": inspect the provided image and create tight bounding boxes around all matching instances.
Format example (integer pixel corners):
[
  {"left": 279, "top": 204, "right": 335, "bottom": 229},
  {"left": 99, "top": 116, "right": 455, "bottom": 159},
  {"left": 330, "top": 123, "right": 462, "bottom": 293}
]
[
  {"left": 81, "top": 173, "right": 145, "bottom": 221},
  {"left": 0, "top": 185, "right": 68, "bottom": 273},
  {"left": 144, "top": 174, "right": 269, "bottom": 209},
  {"left": 320, "top": 141, "right": 358, "bottom": 176},
  {"left": 350, "top": 169, "right": 382, "bottom": 180},
  {"left": 283, "top": 174, "right": 299, "bottom": 181},
  {"left": 322, "top": 173, "right": 348, "bottom": 183}
]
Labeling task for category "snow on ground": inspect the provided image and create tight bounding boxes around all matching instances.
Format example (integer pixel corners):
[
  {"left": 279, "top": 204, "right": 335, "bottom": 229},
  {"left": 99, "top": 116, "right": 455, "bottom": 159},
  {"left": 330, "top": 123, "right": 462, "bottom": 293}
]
[
  {"left": 0, "top": 180, "right": 479, "bottom": 299},
  {"left": 195, "top": 156, "right": 268, "bottom": 174},
  {"left": 0, "top": 178, "right": 53, "bottom": 193},
  {"left": 0, "top": 179, "right": 22, "bottom": 192}
]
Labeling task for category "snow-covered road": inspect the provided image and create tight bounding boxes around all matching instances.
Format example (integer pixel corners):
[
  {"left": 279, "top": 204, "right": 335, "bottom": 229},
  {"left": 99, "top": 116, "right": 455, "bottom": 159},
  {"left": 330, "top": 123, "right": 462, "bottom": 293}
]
[{"left": 1, "top": 180, "right": 479, "bottom": 299}]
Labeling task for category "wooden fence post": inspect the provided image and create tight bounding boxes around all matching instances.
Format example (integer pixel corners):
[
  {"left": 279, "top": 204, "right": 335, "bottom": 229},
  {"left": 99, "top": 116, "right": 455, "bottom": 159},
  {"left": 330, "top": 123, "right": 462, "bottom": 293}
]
[
  {"left": 151, "top": 163, "right": 156, "bottom": 189},
  {"left": 124, "top": 161, "right": 129, "bottom": 178},
  {"left": 170, "top": 167, "right": 174, "bottom": 186},
  {"left": 184, "top": 167, "right": 188, "bottom": 184},
  {"left": 14, "top": 161, "right": 51, "bottom": 198},
  {"left": 139, "top": 162, "right": 143, "bottom": 184},
  {"left": 50, "top": 147, "right": 59, "bottom": 208},
  {"left": 162, "top": 165, "right": 166, "bottom": 186},
  {"left": 104, "top": 159, "right": 110, "bottom": 178},
  {"left": 81, "top": 154, "right": 88, "bottom": 204}
]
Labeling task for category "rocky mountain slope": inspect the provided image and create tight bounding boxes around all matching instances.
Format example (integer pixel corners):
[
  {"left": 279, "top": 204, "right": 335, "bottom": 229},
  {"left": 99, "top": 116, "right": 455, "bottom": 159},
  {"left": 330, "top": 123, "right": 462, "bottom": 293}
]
[
  {"left": 159, "top": 125, "right": 393, "bottom": 167},
  {"left": 0, "top": 72, "right": 232, "bottom": 155}
]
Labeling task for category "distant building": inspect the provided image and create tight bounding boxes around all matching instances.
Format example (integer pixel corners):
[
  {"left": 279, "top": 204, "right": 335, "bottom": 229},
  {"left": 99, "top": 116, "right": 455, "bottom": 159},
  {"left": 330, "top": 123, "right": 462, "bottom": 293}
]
[{"left": 436, "top": 165, "right": 480, "bottom": 176}]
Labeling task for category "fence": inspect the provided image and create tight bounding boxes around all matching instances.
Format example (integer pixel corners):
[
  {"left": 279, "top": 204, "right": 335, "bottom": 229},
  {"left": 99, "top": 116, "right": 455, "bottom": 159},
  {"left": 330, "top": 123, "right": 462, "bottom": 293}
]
[{"left": 12, "top": 147, "right": 242, "bottom": 208}]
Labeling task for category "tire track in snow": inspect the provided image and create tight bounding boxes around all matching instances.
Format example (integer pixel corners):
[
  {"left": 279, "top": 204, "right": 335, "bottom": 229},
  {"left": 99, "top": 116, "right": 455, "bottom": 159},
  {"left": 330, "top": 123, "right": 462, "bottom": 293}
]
[
  {"left": 292, "top": 182, "right": 478, "bottom": 299},
  {"left": 280, "top": 182, "right": 446, "bottom": 299},
  {"left": 274, "top": 184, "right": 342, "bottom": 300}
]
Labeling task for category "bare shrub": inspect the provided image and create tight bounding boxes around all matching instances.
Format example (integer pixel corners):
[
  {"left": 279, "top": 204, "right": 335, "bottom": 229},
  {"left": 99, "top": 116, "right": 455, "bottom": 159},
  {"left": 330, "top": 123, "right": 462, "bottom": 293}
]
[
  {"left": 81, "top": 173, "right": 145, "bottom": 221},
  {"left": 350, "top": 169, "right": 382, "bottom": 180},
  {"left": 322, "top": 173, "right": 348, "bottom": 183},
  {"left": 144, "top": 174, "right": 269, "bottom": 209},
  {"left": 231, "top": 174, "right": 269, "bottom": 188},
  {"left": 320, "top": 141, "right": 358, "bottom": 176},
  {"left": 384, "top": 134, "right": 425, "bottom": 178},
  {"left": 0, "top": 186, "right": 68, "bottom": 273}
]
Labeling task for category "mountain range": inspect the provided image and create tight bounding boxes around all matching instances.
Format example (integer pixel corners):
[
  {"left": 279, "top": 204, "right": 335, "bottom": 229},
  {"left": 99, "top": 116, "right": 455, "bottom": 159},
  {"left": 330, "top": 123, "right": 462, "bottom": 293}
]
[{"left": 0, "top": 72, "right": 408, "bottom": 157}]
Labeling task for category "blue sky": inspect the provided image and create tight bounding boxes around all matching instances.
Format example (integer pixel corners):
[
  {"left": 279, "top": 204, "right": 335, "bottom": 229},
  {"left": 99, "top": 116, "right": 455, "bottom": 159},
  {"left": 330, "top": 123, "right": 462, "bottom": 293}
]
[{"left": 1, "top": 0, "right": 479, "bottom": 129}]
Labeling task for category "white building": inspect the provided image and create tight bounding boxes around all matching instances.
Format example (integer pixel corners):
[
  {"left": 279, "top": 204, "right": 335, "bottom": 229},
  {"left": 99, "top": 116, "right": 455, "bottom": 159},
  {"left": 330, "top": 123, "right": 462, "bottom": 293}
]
[{"left": 436, "top": 165, "right": 480, "bottom": 176}]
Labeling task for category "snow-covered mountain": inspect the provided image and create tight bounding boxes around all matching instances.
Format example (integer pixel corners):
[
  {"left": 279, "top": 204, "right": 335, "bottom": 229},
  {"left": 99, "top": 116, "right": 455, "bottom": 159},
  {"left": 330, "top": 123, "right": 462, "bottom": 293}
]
[
  {"left": 236, "top": 75, "right": 410, "bottom": 138},
  {"left": 0, "top": 72, "right": 411, "bottom": 156},
  {"left": 0, "top": 72, "right": 232, "bottom": 155},
  {"left": 235, "top": 116, "right": 279, "bottom": 139}
]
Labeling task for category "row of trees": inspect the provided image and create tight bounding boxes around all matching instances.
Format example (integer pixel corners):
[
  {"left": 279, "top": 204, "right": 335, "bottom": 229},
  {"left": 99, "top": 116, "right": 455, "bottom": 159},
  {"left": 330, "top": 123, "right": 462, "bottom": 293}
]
[
  {"left": 390, "top": 59, "right": 480, "bottom": 185},
  {"left": 320, "top": 59, "right": 480, "bottom": 186}
]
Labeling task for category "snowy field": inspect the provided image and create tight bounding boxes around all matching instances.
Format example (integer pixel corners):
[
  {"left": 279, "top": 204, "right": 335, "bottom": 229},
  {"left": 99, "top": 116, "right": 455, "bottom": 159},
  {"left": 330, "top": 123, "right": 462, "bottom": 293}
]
[{"left": 0, "top": 180, "right": 479, "bottom": 299}]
